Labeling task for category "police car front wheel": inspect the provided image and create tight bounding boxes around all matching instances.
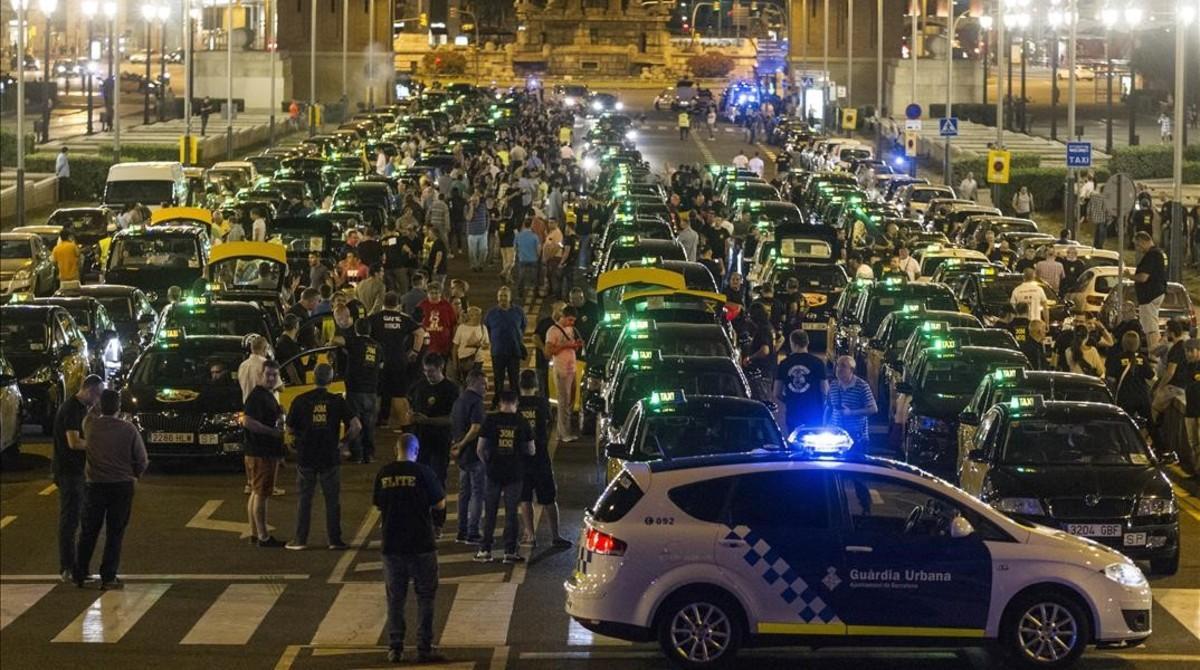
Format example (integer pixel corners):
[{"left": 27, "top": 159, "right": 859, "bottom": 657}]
[
  {"left": 1001, "top": 589, "right": 1091, "bottom": 669},
  {"left": 655, "top": 589, "right": 745, "bottom": 669}
]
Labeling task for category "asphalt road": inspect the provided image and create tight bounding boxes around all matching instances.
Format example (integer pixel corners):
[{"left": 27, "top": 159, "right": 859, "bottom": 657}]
[{"left": 2, "top": 105, "right": 1198, "bottom": 670}]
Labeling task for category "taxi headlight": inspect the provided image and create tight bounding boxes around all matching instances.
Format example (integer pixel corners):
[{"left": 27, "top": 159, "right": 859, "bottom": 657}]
[
  {"left": 993, "top": 497, "right": 1045, "bottom": 516},
  {"left": 1103, "top": 562, "right": 1147, "bottom": 588},
  {"left": 11, "top": 269, "right": 32, "bottom": 283},
  {"left": 1135, "top": 496, "right": 1176, "bottom": 516},
  {"left": 21, "top": 366, "right": 55, "bottom": 385},
  {"left": 615, "top": 101, "right": 624, "bottom": 111},
  {"left": 208, "top": 411, "right": 243, "bottom": 429}
]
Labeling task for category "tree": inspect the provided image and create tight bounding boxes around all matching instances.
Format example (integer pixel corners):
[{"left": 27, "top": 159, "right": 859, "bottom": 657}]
[
  {"left": 422, "top": 50, "right": 468, "bottom": 75},
  {"left": 687, "top": 51, "right": 735, "bottom": 78}
]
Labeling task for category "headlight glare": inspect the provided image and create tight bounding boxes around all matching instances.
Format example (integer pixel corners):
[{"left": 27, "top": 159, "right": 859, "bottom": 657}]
[
  {"left": 1135, "top": 496, "right": 1176, "bottom": 516},
  {"left": 1103, "top": 562, "right": 1147, "bottom": 587},
  {"left": 993, "top": 497, "right": 1045, "bottom": 516}
]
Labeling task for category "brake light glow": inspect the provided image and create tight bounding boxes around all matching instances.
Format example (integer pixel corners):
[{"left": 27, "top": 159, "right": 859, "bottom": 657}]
[{"left": 585, "top": 528, "right": 627, "bottom": 556}]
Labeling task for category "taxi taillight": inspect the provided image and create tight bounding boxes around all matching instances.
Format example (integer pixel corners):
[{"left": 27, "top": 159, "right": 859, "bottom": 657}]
[{"left": 585, "top": 528, "right": 627, "bottom": 556}]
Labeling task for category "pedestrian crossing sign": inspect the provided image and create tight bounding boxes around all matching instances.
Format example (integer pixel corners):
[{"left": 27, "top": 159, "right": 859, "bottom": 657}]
[
  {"left": 987, "top": 149, "right": 1011, "bottom": 184},
  {"left": 841, "top": 108, "right": 857, "bottom": 130},
  {"left": 939, "top": 117, "right": 959, "bottom": 137}
]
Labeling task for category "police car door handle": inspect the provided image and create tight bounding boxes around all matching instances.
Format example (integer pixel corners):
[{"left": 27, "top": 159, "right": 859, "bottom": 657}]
[
  {"left": 844, "top": 545, "right": 874, "bottom": 553},
  {"left": 719, "top": 539, "right": 747, "bottom": 548}
]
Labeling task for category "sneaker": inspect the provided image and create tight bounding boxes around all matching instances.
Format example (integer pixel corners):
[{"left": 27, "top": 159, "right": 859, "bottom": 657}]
[
  {"left": 100, "top": 578, "right": 124, "bottom": 590},
  {"left": 387, "top": 648, "right": 404, "bottom": 663},
  {"left": 502, "top": 553, "right": 526, "bottom": 564},
  {"left": 551, "top": 536, "right": 573, "bottom": 549},
  {"left": 271, "top": 487, "right": 285, "bottom": 496},
  {"left": 285, "top": 541, "right": 307, "bottom": 551},
  {"left": 416, "top": 650, "right": 447, "bottom": 663},
  {"left": 257, "top": 536, "right": 286, "bottom": 548},
  {"left": 473, "top": 550, "right": 494, "bottom": 563},
  {"left": 328, "top": 542, "right": 349, "bottom": 550},
  {"left": 519, "top": 536, "right": 536, "bottom": 547},
  {"left": 243, "top": 484, "right": 251, "bottom": 494},
  {"left": 60, "top": 569, "right": 73, "bottom": 583}
]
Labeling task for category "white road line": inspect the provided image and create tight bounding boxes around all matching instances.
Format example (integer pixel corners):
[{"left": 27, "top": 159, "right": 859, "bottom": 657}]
[
  {"left": 38, "top": 483, "right": 57, "bottom": 496},
  {"left": 353, "top": 553, "right": 486, "bottom": 572},
  {"left": 0, "top": 573, "right": 309, "bottom": 581},
  {"left": 328, "top": 507, "right": 379, "bottom": 584},
  {"left": 0, "top": 515, "right": 15, "bottom": 529},
  {"left": 1156, "top": 588, "right": 1200, "bottom": 641},
  {"left": 186, "top": 499, "right": 273, "bottom": 538},
  {"left": 310, "top": 582, "right": 386, "bottom": 646},
  {"left": 567, "top": 618, "right": 633, "bottom": 646},
  {"left": 439, "top": 582, "right": 519, "bottom": 647},
  {"left": 1, "top": 583, "right": 55, "bottom": 630},
  {"left": 181, "top": 583, "right": 286, "bottom": 645},
  {"left": 52, "top": 583, "right": 170, "bottom": 643}
]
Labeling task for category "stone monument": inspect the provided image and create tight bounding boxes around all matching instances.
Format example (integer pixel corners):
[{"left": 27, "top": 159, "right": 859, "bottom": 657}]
[{"left": 511, "top": 0, "right": 676, "bottom": 77}]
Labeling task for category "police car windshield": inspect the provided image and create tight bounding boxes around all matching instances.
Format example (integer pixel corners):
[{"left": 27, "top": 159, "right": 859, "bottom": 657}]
[
  {"left": 165, "top": 306, "right": 267, "bottom": 338},
  {"left": 131, "top": 350, "right": 245, "bottom": 387},
  {"left": 0, "top": 239, "right": 33, "bottom": 259},
  {"left": 0, "top": 319, "right": 49, "bottom": 350},
  {"left": 110, "top": 236, "right": 199, "bottom": 269},
  {"left": 1001, "top": 419, "right": 1151, "bottom": 466},
  {"left": 636, "top": 413, "right": 782, "bottom": 459}
]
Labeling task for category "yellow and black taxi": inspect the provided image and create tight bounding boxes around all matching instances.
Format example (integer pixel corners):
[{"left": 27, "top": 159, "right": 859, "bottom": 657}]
[
  {"left": 620, "top": 288, "right": 730, "bottom": 330},
  {"left": 956, "top": 367, "right": 1114, "bottom": 465},
  {"left": 103, "top": 224, "right": 210, "bottom": 307},
  {"left": 959, "top": 395, "right": 1180, "bottom": 575},
  {"left": 897, "top": 343, "right": 1029, "bottom": 479},
  {"left": 567, "top": 436, "right": 1155, "bottom": 669},
  {"left": 593, "top": 237, "right": 686, "bottom": 280},
  {"left": 28, "top": 295, "right": 123, "bottom": 380},
  {"left": 622, "top": 260, "right": 718, "bottom": 293},
  {"left": 1, "top": 231, "right": 58, "bottom": 300},
  {"left": 0, "top": 303, "right": 91, "bottom": 434},
  {"left": 204, "top": 241, "right": 288, "bottom": 327},
  {"left": 954, "top": 269, "right": 1069, "bottom": 331},
  {"left": 601, "top": 390, "right": 785, "bottom": 482},
  {"left": 837, "top": 276, "right": 960, "bottom": 364},
  {"left": 120, "top": 334, "right": 249, "bottom": 461},
  {"left": 603, "top": 319, "right": 735, "bottom": 379},
  {"left": 881, "top": 316, "right": 984, "bottom": 419}
]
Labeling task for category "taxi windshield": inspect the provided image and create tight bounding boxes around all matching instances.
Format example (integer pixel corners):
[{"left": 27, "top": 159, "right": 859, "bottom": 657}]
[
  {"left": 616, "top": 372, "right": 745, "bottom": 420},
  {"left": 780, "top": 265, "right": 846, "bottom": 290},
  {"left": 1001, "top": 419, "right": 1150, "bottom": 466},
  {"left": 0, "top": 319, "right": 49, "bottom": 350},
  {"left": 272, "top": 228, "right": 328, "bottom": 253},
  {"left": 131, "top": 350, "right": 245, "bottom": 387},
  {"left": 110, "top": 236, "right": 200, "bottom": 269},
  {"left": 164, "top": 305, "right": 267, "bottom": 338},
  {"left": 1, "top": 239, "right": 33, "bottom": 259},
  {"left": 210, "top": 258, "right": 284, "bottom": 290},
  {"left": 635, "top": 412, "right": 782, "bottom": 460},
  {"left": 94, "top": 297, "right": 133, "bottom": 329},
  {"left": 919, "top": 360, "right": 990, "bottom": 395}
]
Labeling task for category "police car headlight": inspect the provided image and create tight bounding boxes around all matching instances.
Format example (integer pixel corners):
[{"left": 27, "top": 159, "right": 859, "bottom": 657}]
[
  {"left": 992, "top": 497, "right": 1045, "bottom": 516},
  {"left": 1103, "top": 562, "right": 1147, "bottom": 588},
  {"left": 1135, "top": 496, "right": 1176, "bottom": 516},
  {"left": 615, "top": 102, "right": 624, "bottom": 111}
]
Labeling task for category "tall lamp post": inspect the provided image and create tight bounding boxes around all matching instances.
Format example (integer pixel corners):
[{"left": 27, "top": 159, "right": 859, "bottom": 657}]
[
  {"left": 156, "top": 5, "right": 168, "bottom": 122},
  {"left": 12, "top": 0, "right": 28, "bottom": 226},
  {"left": 1048, "top": 4, "right": 1064, "bottom": 140},
  {"left": 980, "top": 15, "right": 992, "bottom": 107},
  {"left": 38, "top": 0, "right": 57, "bottom": 144},
  {"left": 105, "top": 0, "right": 119, "bottom": 158},
  {"left": 1170, "top": 2, "right": 1197, "bottom": 282},
  {"left": 308, "top": 0, "right": 316, "bottom": 136},
  {"left": 141, "top": 4, "right": 154, "bottom": 125},
  {"left": 82, "top": 1, "right": 97, "bottom": 135},
  {"left": 1002, "top": 3, "right": 1029, "bottom": 134}
]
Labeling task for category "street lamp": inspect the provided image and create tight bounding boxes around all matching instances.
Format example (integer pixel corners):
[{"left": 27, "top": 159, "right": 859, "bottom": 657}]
[
  {"left": 103, "top": 0, "right": 119, "bottom": 158},
  {"left": 979, "top": 14, "right": 993, "bottom": 107},
  {"left": 1169, "top": 1, "right": 1197, "bottom": 282},
  {"left": 156, "top": 5, "right": 169, "bottom": 123},
  {"left": 1100, "top": 5, "right": 1119, "bottom": 154},
  {"left": 1002, "top": 2, "right": 1030, "bottom": 134},
  {"left": 38, "top": 0, "right": 57, "bottom": 144},
  {"left": 11, "top": 0, "right": 28, "bottom": 226},
  {"left": 82, "top": 0, "right": 97, "bottom": 135},
  {"left": 1047, "top": 4, "right": 1065, "bottom": 140}
]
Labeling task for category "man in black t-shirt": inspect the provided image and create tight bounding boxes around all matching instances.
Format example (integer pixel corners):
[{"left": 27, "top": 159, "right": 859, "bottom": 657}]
[
  {"left": 345, "top": 319, "right": 384, "bottom": 464},
  {"left": 1133, "top": 232, "right": 1168, "bottom": 350},
  {"left": 773, "top": 331, "right": 828, "bottom": 436},
  {"left": 370, "top": 292, "right": 426, "bottom": 430},
  {"left": 408, "top": 353, "right": 460, "bottom": 489},
  {"left": 286, "top": 364, "right": 362, "bottom": 550},
  {"left": 243, "top": 361, "right": 287, "bottom": 547},
  {"left": 1107, "top": 331, "right": 1154, "bottom": 422},
  {"left": 52, "top": 374, "right": 103, "bottom": 580},
  {"left": 475, "top": 390, "right": 535, "bottom": 564},
  {"left": 275, "top": 315, "right": 304, "bottom": 384},
  {"left": 373, "top": 433, "right": 447, "bottom": 664},
  {"left": 517, "top": 370, "right": 571, "bottom": 548},
  {"left": 1182, "top": 340, "right": 1200, "bottom": 472}
]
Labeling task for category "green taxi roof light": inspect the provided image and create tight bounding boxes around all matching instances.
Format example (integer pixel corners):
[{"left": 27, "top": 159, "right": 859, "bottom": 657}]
[
  {"left": 884, "top": 276, "right": 906, "bottom": 286},
  {"left": 629, "top": 349, "right": 660, "bottom": 362},
  {"left": 993, "top": 367, "right": 1024, "bottom": 382},
  {"left": 921, "top": 321, "right": 949, "bottom": 332},
  {"left": 648, "top": 389, "right": 685, "bottom": 405},
  {"left": 617, "top": 235, "right": 639, "bottom": 245},
  {"left": 931, "top": 338, "right": 956, "bottom": 351},
  {"left": 1008, "top": 394, "right": 1045, "bottom": 413},
  {"left": 627, "top": 319, "right": 651, "bottom": 332},
  {"left": 901, "top": 302, "right": 923, "bottom": 313}
]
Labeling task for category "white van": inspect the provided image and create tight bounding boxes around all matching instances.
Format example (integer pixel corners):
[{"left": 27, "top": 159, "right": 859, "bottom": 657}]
[{"left": 103, "top": 162, "right": 188, "bottom": 211}]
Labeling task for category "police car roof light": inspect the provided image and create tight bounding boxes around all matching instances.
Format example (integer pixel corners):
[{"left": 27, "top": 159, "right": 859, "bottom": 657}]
[{"left": 789, "top": 427, "right": 855, "bottom": 458}]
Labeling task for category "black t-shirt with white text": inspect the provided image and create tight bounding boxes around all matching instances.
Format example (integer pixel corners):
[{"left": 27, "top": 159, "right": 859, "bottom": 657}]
[
  {"left": 517, "top": 395, "right": 551, "bottom": 461},
  {"left": 479, "top": 411, "right": 533, "bottom": 484},
  {"left": 287, "top": 388, "right": 354, "bottom": 469},
  {"left": 776, "top": 352, "right": 827, "bottom": 426},
  {"left": 373, "top": 461, "right": 445, "bottom": 555}
]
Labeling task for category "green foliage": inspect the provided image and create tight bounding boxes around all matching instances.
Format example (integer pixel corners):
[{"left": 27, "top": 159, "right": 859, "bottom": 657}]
[
  {"left": 1185, "top": 162, "right": 1200, "bottom": 185},
  {"left": 946, "top": 153, "right": 1042, "bottom": 187},
  {"left": 23, "top": 152, "right": 111, "bottom": 201},
  {"left": 992, "top": 166, "right": 1111, "bottom": 216},
  {"left": 687, "top": 52, "right": 735, "bottom": 79},
  {"left": 1108, "top": 144, "right": 1200, "bottom": 179},
  {"left": 422, "top": 50, "right": 468, "bottom": 75},
  {"left": 98, "top": 144, "right": 179, "bottom": 162},
  {"left": 0, "top": 131, "right": 36, "bottom": 167}
]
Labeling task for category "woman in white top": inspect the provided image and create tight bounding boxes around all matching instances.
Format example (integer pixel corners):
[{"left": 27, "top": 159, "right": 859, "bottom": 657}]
[
  {"left": 1065, "top": 324, "right": 1105, "bottom": 377},
  {"left": 451, "top": 306, "right": 490, "bottom": 384}
]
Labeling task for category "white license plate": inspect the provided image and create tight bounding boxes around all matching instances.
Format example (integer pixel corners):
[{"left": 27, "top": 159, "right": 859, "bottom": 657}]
[
  {"left": 802, "top": 323, "right": 827, "bottom": 330},
  {"left": 222, "top": 442, "right": 242, "bottom": 454},
  {"left": 1066, "top": 523, "right": 1121, "bottom": 537},
  {"left": 198, "top": 434, "right": 219, "bottom": 445},
  {"left": 1123, "top": 532, "right": 1147, "bottom": 547},
  {"left": 150, "top": 432, "right": 194, "bottom": 444}
]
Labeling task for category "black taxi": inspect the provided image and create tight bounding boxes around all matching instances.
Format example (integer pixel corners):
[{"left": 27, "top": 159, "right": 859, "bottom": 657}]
[
  {"left": 29, "top": 296, "right": 123, "bottom": 380},
  {"left": 0, "top": 304, "right": 92, "bottom": 434},
  {"left": 103, "top": 225, "right": 210, "bottom": 307}
]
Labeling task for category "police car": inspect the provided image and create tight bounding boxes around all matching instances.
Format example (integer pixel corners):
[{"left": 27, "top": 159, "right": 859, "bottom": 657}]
[
  {"left": 566, "top": 433, "right": 1153, "bottom": 668},
  {"left": 958, "top": 396, "right": 1180, "bottom": 575}
]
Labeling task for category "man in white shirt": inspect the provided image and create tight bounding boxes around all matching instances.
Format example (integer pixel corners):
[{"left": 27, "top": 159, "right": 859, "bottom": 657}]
[
  {"left": 237, "top": 335, "right": 275, "bottom": 402},
  {"left": 849, "top": 254, "right": 874, "bottom": 279},
  {"left": 897, "top": 246, "right": 920, "bottom": 280},
  {"left": 747, "top": 152, "right": 764, "bottom": 177},
  {"left": 559, "top": 143, "right": 574, "bottom": 161},
  {"left": 251, "top": 208, "right": 268, "bottom": 242},
  {"left": 676, "top": 217, "right": 699, "bottom": 262},
  {"left": 1009, "top": 268, "right": 1049, "bottom": 323},
  {"left": 732, "top": 150, "right": 749, "bottom": 169}
]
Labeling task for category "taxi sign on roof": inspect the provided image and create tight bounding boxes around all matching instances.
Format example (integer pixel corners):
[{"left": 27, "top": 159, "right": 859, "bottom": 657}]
[
  {"left": 921, "top": 321, "right": 949, "bottom": 332},
  {"left": 1009, "top": 394, "right": 1045, "bottom": 413},
  {"left": 648, "top": 389, "right": 685, "bottom": 405},
  {"left": 930, "top": 338, "right": 956, "bottom": 351},
  {"left": 902, "top": 302, "right": 923, "bottom": 313},
  {"left": 993, "top": 367, "right": 1025, "bottom": 382}
]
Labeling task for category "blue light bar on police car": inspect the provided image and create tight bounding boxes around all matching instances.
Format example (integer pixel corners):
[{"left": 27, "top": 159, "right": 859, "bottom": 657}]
[{"left": 788, "top": 427, "right": 854, "bottom": 457}]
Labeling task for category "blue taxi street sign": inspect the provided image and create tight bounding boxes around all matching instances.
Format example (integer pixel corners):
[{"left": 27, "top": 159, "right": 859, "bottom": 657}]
[
  {"left": 939, "top": 117, "right": 959, "bottom": 137},
  {"left": 1066, "top": 142, "right": 1092, "bottom": 168}
]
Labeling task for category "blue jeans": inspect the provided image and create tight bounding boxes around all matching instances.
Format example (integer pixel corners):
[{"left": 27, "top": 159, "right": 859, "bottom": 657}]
[
  {"left": 346, "top": 392, "right": 378, "bottom": 461},
  {"left": 457, "top": 460, "right": 486, "bottom": 538},
  {"left": 467, "top": 233, "right": 489, "bottom": 270},
  {"left": 56, "top": 473, "right": 85, "bottom": 574},
  {"left": 516, "top": 261, "right": 538, "bottom": 298},
  {"left": 481, "top": 477, "right": 522, "bottom": 554},
  {"left": 382, "top": 552, "right": 438, "bottom": 653},
  {"left": 294, "top": 465, "right": 342, "bottom": 545}
]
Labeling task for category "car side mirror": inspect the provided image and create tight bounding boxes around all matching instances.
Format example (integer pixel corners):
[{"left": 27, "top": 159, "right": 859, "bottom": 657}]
[
  {"left": 585, "top": 396, "right": 606, "bottom": 415},
  {"left": 0, "top": 373, "right": 15, "bottom": 386},
  {"left": 1156, "top": 450, "right": 1180, "bottom": 466},
  {"left": 603, "top": 442, "right": 627, "bottom": 460},
  {"left": 958, "top": 410, "right": 980, "bottom": 425},
  {"left": 950, "top": 516, "right": 975, "bottom": 539},
  {"left": 967, "top": 448, "right": 989, "bottom": 463},
  {"left": 895, "top": 381, "right": 913, "bottom": 394}
]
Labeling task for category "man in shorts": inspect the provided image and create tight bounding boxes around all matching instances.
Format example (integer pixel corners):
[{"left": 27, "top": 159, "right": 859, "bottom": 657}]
[
  {"left": 242, "top": 361, "right": 287, "bottom": 547},
  {"left": 516, "top": 370, "right": 571, "bottom": 548},
  {"left": 1133, "top": 231, "right": 1168, "bottom": 350}
]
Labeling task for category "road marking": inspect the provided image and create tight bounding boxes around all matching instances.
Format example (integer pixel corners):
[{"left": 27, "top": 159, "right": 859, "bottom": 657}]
[
  {"left": 52, "top": 583, "right": 170, "bottom": 643},
  {"left": 690, "top": 133, "right": 716, "bottom": 165},
  {"left": 39, "top": 483, "right": 57, "bottom": 496},
  {"left": 1, "top": 583, "right": 55, "bottom": 630},
  {"left": 567, "top": 618, "right": 633, "bottom": 646},
  {"left": 186, "top": 499, "right": 272, "bottom": 538},
  {"left": 442, "top": 573, "right": 506, "bottom": 584},
  {"left": 1156, "top": 589, "right": 1200, "bottom": 640},
  {"left": 0, "top": 574, "right": 309, "bottom": 582},
  {"left": 328, "top": 507, "right": 379, "bottom": 584},
  {"left": 439, "top": 582, "right": 519, "bottom": 647},
  {"left": 0, "top": 515, "right": 15, "bottom": 529},
  {"left": 181, "top": 583, "right": 286, "bottom": 645},
  {"left": 310, "top": 582, "right": 386, "bottom": 646}
]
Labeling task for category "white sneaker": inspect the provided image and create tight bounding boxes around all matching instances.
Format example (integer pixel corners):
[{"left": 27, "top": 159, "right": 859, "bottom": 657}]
[
  {"left": 473, "top": 550, "right": 494, "bottom": 563},
  {"left": 285, "top": 542, "right": 307, "bottom": 551}
]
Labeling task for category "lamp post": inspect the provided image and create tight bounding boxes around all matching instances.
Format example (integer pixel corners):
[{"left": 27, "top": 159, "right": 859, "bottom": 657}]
[
  {"left": 225, "top": 0, "right": 233, "bottom": 158},
  {"left": 1100, "top": 6, "right": 1118, "bottom": 154},
  {"left": 909, "top": 0, "right": 918, "bottom": 115},
  {"left": 342, "top": 0, "right": 348, "bottom": 101},
  {"left": 82, "top": 0, "right": 97, "bottom": 135},
  {"left": 1170, "top": 2, "right": 1197, "bottom": 282},
  {"left": 992, "top": 0, "right": 1007, "bottom": 205},
  {"left": 308, "top": 0, "right": 316, "bottom": 136},
  {"left": 980, "top": 14, "right": 992, "bottom": 107},
  {"left": 1048, "top": 5, "right": 1063, "bottom": 140},
  {"left": 38, "top": 0, "right": 57, "bottom": 144},
  {"left": 105, "top": 0, "right": 119, "bottom": 159},
  {"left": 1065, "top": 0, "right": 1079, "bottom": 236},
  {"left": 157, "top": 5, "right": 168, "bottom": 123},
  {"left": 1125, "top": 6, "right": 1142, "bottom": 146},
  {"left": 822, "top": 0, "right": 829, "bottom": 127},
  {"left": 141, "top": 3, "right": 154, "bottom": 125},
  {"left": 845, "top": 0, "right": 852, "bottom": 129},
  {"left": 1002, "top": 2, "right": 1029, "bottom": 134},
  {"left": 12, "top": 0, "right": 28, "bottom": 226},
  {"left": 184, "top": 3, "right": 196, "bottom": 163},
  {"left": 268, "top": 0, "right": 276, "bottom": 146}
]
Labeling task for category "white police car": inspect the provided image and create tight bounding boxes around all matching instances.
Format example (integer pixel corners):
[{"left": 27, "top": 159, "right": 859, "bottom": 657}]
[{"left": 565, "top": 428, "right": 1152, "bottom": 669}]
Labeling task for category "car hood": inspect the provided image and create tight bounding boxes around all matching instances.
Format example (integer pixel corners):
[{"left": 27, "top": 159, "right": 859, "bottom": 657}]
[
  {"left": 0, "top": 260, "right": 33, "bottom": 275},
  {"left": 5, "top": 353, "right": 52, "bottom": 380},
  {"left": 123, "top": 383, "right": 242, "bottom": 414},
  {"left": 988, "top": 464, "right": 1172, "bottom": 500},
  {"left": 911, "top": 392, "right": 973, "bottom": 419}
]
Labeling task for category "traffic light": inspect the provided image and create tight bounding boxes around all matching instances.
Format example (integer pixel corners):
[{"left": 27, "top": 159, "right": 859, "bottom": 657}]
[{"left": 987, "top": 149, "right": 1011, "bottom": 184}]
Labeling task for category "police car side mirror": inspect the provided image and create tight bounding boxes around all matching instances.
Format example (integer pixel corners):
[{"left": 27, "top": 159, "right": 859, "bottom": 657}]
[
  {"left": 959, "top": 410, "right": 980, "bottom": 426},
  {"left": 966, "top": 448, "right": 989, "bottom": 463},
  {"left": 949, "top": 516, "right": 975, "bottom": 539},
  {"left": 603, "top": 442, "right": 627, "bottom": 460}
]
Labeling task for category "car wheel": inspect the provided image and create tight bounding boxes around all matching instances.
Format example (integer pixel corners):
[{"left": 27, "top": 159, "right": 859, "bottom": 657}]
[
  {"left": 1001, "top": 589, "right": 1090, "bottom": 669},
  {"left": 1150, "top": 550, "right": 1180, "bottom": 576},
  {"left": 655, "top": 588, "right": 743, "bottom": 669}
]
